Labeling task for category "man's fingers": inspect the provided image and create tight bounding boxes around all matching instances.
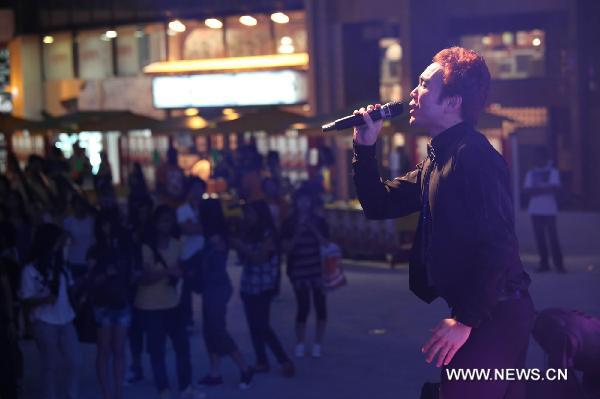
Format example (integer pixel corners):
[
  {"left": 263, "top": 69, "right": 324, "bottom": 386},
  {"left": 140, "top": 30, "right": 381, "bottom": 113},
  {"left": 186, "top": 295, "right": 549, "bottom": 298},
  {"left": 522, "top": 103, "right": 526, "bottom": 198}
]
[
  {"left": 443, "top": 345, "right": 460, "bottom": 366},
  {"left": 425, "top": 339, "right": 446, "bottom": 363},
  {"left": 436, "top": 344, "right": 452, "bottom": 368},
  {"left": 422, "top": 334, "right": 440, "bottom": 354}
]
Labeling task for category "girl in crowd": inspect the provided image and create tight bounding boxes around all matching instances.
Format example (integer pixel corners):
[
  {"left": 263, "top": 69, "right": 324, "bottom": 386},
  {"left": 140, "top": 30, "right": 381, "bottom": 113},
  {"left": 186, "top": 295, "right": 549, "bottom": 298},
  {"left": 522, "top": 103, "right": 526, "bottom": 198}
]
[
  {"left": 19, "top": 223, "right": 81, "bottom": 399},
  {"left": 125, "top": 196, "right": 154, "bottom": 384},
  {"left": 232, "top": 200, "right": 294, "bottom": 377},
  {"left": 183, "top": 178, "right": 254, "bottom": 390},
  {"left": 134, "top": 205, "right": 203, "bottom": 399},
  {"left": 87, "top": 209, "right": 136, "bottom": 399},
  {"left": 281, "top": 188, "right": 330, "bottom": 358}
]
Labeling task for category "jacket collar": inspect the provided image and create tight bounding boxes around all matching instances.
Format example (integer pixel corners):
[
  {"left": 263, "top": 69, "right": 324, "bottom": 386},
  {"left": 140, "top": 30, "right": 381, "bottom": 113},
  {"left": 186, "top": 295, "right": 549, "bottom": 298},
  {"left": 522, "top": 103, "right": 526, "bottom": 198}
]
[{"left": 428, "top": 121, "right": 471, "bottom": 163}]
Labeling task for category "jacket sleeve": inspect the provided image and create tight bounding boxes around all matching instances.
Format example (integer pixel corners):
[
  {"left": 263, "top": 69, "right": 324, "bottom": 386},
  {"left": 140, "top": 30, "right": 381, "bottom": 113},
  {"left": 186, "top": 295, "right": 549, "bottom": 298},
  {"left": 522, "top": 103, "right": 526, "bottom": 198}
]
[
  {"left": 452, "top": 141, "right": 519, "bottom": 328},
  {"left": 352, "top": 142, "right": 421, "bottom": 220}
]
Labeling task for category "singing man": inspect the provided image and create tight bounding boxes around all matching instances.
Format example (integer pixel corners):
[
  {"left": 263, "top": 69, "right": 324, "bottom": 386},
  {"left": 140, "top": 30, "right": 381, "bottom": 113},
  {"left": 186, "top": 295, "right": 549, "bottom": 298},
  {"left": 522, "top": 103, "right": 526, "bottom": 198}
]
[{"left": 352, "top": 47, "right": 534, "bottom": 399}]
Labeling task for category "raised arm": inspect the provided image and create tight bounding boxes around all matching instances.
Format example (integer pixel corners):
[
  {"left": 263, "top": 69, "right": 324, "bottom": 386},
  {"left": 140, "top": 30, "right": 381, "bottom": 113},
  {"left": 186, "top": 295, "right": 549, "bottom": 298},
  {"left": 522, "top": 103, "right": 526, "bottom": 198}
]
[{"left": 351, "top": 104, "right": 421, "bottom": 220}]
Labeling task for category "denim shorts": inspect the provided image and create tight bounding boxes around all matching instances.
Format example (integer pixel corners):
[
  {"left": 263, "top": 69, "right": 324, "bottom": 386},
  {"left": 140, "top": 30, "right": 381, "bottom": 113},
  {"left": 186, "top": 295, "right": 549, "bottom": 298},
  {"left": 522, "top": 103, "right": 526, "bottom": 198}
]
[{"left": 94, "top": 306, "right": 132, "bottom": 327}]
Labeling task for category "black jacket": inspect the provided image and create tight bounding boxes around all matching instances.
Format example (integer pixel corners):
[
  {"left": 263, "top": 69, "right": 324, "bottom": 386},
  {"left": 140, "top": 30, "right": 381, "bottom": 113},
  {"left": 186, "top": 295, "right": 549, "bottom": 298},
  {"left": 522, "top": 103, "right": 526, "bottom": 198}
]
[{"left": 352, "top": 122, "right": 531, "bottom": 327}]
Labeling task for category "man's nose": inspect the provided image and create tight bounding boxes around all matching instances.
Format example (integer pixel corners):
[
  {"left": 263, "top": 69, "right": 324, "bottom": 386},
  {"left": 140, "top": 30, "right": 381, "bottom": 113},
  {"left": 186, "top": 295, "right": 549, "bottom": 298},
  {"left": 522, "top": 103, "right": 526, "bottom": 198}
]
[{"left": 410, "top": 87, "right": 418, "bottom": 98}]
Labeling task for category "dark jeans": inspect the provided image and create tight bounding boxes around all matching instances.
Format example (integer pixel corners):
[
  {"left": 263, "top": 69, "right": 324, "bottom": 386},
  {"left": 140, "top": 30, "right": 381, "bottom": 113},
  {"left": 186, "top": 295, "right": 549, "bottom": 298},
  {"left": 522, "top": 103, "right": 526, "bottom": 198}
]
[
  {"left": 293, "top": 285, "right": 327, "bottom": 323},
  {"left": 202, "top": 285, "right": 238, "bottom": 356},
  {"left": 140, "top": 306, "right": 191, "bottom": 392},
  {"left": 241, "top": 291, "right": 290, "bottom": 366},
  {"left": 128, "top": 307, "right": 144, "bottom": 373},
  {"left": 441, "top": 295, "right": 536, "bottom": 399},
  {"left": 531, "top": 215, "right": 563, "bottom": 270}
]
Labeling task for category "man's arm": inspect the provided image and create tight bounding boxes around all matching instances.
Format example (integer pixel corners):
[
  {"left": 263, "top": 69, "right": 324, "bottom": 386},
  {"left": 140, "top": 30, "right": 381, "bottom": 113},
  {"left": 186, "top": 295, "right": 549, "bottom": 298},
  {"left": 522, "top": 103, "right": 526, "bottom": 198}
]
[
  {"left": 351, "top": 104, "right": 421, "bottom": 220},
  {"left": 352, "top": 143, "right": 421, "bottom": 220}
]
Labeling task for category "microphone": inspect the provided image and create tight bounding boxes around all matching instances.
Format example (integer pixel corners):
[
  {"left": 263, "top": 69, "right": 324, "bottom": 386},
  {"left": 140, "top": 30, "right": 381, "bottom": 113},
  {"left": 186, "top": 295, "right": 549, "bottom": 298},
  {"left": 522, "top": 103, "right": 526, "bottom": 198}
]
[{"left": 321, "top": 101, "right": 404, "bottom": 132}]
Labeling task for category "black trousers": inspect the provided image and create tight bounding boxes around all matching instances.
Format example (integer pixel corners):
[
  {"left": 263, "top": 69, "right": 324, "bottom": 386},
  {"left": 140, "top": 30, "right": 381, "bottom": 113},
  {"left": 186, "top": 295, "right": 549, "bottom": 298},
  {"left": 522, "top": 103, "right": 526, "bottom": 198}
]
[
  {"left": 531, "top": 215, "right": 563, "bottom": 270},
  {"left": 241, "top": 291, "right": 290, "bottom": 366},
  {"left": 440, "top": 295, "right": 536, "bottom": 399},
  {"left": 141, "top": 306, "right": 191, "bottom": 392},
  {"left": 202, "top": 286, "right": 238, "bottom": 356},
  {"left": 293, "top": 285, "right": 327, "bottom": 324}
]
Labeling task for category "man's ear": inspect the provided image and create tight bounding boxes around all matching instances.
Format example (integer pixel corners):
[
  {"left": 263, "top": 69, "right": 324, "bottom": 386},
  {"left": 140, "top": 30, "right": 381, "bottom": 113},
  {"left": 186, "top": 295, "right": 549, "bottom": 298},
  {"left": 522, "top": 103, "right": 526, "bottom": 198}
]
[{"left": 445, "top": 95, "right": 463, "bottom": 113}]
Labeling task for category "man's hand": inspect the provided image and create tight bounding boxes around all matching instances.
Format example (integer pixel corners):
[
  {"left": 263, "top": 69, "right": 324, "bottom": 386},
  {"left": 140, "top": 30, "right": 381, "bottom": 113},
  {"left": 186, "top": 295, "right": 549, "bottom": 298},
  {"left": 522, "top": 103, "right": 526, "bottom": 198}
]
[
  {"left": 353, "top": 104, "right": 384, "bottom": 146},
  {"left": 422, "top": 318, "right": 472, "bottom": 367}
]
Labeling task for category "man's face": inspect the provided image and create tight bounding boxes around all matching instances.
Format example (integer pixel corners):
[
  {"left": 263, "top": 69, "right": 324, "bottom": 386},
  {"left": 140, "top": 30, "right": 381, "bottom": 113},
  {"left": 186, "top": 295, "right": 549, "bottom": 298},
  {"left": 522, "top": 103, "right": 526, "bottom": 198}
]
[{"left": 409, "top": 63, "right": 447, "bottom": 130}]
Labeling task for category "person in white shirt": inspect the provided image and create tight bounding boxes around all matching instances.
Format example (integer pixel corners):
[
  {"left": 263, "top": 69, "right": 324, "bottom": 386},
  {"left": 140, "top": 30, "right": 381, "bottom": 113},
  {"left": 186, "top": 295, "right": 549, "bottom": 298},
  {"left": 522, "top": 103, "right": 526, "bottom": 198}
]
[
  {"left": 62, "top": 195, "right": 95, "bottom": 279},
  {"left": 19, "top": 223, "right": 81, "bottom": 399},
  {"left": 523, "top": 148, "right": 565, "bottom": 273}
]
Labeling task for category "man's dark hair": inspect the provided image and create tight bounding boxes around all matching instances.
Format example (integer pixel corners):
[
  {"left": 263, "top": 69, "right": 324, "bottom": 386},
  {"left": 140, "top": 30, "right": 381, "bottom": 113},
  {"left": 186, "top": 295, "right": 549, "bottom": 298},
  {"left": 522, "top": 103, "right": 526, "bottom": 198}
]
[{"left": 433, "top": 47, "right": 491, "bottom": 125}]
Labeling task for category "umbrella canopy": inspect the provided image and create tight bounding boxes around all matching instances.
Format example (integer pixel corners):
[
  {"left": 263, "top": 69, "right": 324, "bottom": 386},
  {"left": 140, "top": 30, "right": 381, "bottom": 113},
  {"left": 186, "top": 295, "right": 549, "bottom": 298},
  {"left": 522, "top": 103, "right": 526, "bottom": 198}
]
[
  {"left": 214, "top": 108, "right": 307, "bottom": 132},
  {"left": 156, "top": 115, "right": 223, "bottom": 133},
  {"left": 0, "top": 114, "right": 47, "bottom": 132},
  {"left": 44, "top": 111, "right": 162, "bottom": 132}
]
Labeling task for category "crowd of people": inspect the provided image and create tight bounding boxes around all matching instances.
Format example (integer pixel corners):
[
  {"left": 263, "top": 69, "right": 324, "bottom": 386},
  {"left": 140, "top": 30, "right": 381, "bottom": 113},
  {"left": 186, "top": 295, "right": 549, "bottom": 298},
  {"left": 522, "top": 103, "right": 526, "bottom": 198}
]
[{"left": 0, "top": 142, "right": 332, "bottom": 399}]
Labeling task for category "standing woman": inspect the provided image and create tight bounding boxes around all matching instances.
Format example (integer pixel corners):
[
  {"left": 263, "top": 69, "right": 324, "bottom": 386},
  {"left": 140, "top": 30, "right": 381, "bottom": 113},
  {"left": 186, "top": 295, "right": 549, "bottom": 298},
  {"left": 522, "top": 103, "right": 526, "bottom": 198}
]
[
  {"left": 232, "top": 200, "right": 294, "bottom": 377},
  {"left": 126, "top": 196, "right": 154, "bottom": 384},
  {"left": 281, "top": 188, "right": 330, "bottom": 358},
  {"left": 87, "top": 209, "right": 136, "bottom": 399},
  {"left": 19, "top": 223, "right": 81, "bottom": 399},
  {"left": 186, "top": 178, "right": 254, "bottom": 390},
  {"left": 134, "top": 205, "right": 203, "bottom": 399}
]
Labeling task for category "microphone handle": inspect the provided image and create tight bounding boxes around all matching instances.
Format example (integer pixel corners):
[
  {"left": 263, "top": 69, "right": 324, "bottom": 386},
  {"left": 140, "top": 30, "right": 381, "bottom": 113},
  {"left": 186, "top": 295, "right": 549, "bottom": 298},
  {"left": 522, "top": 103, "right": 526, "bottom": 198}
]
[{"left": 323, "top": 108, "right": 384, "bottom": 131}]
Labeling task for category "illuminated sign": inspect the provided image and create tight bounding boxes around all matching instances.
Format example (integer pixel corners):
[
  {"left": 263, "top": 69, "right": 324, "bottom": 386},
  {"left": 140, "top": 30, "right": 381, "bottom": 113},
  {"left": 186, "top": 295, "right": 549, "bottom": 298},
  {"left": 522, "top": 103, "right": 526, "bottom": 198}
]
[{"left": 152, "top": 69, "right": 307, "bottom": 108}]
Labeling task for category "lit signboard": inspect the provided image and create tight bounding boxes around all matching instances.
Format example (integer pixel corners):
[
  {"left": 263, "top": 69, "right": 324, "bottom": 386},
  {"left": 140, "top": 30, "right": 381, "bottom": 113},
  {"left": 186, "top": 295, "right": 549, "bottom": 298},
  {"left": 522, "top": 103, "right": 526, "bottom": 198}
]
[{"left": 152, "top": 69, "right": 308, "bottom": 109}]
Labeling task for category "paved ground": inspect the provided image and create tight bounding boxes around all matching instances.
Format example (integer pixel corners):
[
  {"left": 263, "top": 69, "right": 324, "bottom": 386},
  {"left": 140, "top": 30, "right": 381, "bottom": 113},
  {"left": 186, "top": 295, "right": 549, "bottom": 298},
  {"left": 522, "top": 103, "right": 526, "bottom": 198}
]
[{"left": 19, "top": 253, "right": 600, "bottom": 399}]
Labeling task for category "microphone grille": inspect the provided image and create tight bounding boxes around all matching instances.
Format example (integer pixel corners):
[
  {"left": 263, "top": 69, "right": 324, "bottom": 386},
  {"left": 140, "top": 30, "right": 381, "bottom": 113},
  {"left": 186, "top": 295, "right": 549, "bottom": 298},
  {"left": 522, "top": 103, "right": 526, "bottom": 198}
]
[{"left": 384, "top": 101, "right": 404, "bottom": 118}]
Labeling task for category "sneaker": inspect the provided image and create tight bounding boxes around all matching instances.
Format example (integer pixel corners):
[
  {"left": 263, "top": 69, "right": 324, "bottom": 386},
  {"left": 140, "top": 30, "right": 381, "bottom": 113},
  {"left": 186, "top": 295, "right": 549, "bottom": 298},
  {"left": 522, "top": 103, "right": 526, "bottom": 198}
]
[
  {"left": 159, "top": 389, "right": 172, "bottom": 399},
  {"left": 294, "top": 343, "right": 305, "bottom": 358},
  {"left": 281, "top": 361, "right": 295, "bottom": 378},
  {"left": 239, "top": 369, "right": 254, "bottom": 390},
  {"left": 198, "top": 375, "right": 223, "bottom": 387},
  {"left": 125, "top": 369, "right": 144, "bottom": 385},
  {"left": 181, "top": 386, "right": 206, "bottom": 399},
  {"left": 311, "top": 344, "right": 321, "bottom": 358}
]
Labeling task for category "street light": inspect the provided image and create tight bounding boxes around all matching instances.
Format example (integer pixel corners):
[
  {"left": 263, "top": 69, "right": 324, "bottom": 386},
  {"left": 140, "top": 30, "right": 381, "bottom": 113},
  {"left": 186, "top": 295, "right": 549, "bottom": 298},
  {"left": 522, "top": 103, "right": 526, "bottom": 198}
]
[
  {"left": 168, "top": 19, "right": 186, "bottom": 33},
  {"left": 43, "top": 35, "right": 54, "bottom": 44},
  {"left": 239, "top": 15, "right": 258, "bottom": 26},
  {"left": 205, "top": 18, "right": 223, "bottom": 29},
  {"left": 271, "top": 12, "right": 290, "bottom": 24}
]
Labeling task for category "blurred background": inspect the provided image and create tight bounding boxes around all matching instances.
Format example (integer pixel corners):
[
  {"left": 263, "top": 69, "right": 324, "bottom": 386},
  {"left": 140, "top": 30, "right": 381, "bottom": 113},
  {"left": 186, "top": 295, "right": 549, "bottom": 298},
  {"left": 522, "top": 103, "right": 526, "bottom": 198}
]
[{"left": 0, "top": 1, "right": 599, "bottom": 398}]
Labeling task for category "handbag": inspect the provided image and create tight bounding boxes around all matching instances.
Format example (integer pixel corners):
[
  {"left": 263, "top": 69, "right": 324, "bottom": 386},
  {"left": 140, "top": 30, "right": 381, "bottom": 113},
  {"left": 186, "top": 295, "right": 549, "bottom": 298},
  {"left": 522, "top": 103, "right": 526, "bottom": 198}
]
[{"left": 321, "top": 242, "right": 347, "bottom": 291}]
